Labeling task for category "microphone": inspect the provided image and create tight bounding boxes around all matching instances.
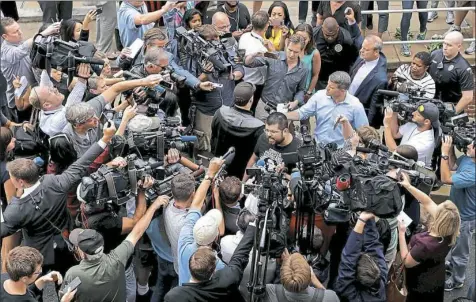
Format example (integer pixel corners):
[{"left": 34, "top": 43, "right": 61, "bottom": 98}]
[
  {"left": 214, "top": 147, "right": 236, "bottom": 180},
  {"left": 256, "top": 159, "right": 265, "bottom": 168},
  {"left": 377, "top": 89, "right": 400, "bottom": 98},
  {"left": 356, "top": 146, "right": 374, "bottom": 154},
  {"left": 221, "top": 147, "right": 236, "bottom": 166},
  {"left": 74, "top": 56, "right": 106, "bottom": 65}
]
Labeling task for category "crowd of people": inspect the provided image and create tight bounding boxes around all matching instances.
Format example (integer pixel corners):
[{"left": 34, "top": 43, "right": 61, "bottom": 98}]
[{"left": 0, "top": 1, "right": 475, "bottom": 302}]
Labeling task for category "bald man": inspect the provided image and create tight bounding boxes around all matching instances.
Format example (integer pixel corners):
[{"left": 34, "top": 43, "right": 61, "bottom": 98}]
[
  {"left": 212, "top": 11, "right": 232, "bottom": 33},
  {"left": 348, "top": 35, "right": 388, "bottom": 127},
  {"left": 314, "top": 16, "right": 362, "bottom": 89},
  {"left": 445, "top": 0, "right": 475, "bottom": 54},
  {"left": 429, "top": 31, "right": 474, "bottom": 113}
]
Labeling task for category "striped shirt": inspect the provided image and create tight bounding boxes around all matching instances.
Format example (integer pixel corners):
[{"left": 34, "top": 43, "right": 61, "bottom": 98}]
[
  {"left": 38, "top": 70, "right": 86, "bottom": 137},
  {"left": 393, "top": 64, "right": 436, "bottom": 99}
]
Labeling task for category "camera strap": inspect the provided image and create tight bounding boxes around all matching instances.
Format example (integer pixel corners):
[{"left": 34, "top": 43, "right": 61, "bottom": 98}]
[
  {"left": 128, "top": 164, "right": 138, "bottom": 195},
  {"left": 104, "top": 171, "right": 119, "bottom": 200}
]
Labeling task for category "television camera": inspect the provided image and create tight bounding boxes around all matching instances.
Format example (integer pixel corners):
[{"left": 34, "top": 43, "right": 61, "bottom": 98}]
[
  {"left": 30, "top": 35, "right": 104, "bottom": 85},
  {"left": 377, "top": 89, "right": 455, "bottom": 123},
  {"left": 176, "top": 26, "right": 236, "bottom": 75},
  {"left": 441, "top": 113, "right": 476, "bottom": 152}
]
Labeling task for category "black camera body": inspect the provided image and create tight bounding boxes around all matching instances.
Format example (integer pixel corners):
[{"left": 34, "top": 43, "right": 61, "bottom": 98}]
[
  {"left": 30, "top": 35, "right": 103, "bottom": 84},
  {"left": 442, "top": 114, "right": 476, "bottom": 152},
  {"left": 176, "top": 26, "right": 234, "bottom": 74}
]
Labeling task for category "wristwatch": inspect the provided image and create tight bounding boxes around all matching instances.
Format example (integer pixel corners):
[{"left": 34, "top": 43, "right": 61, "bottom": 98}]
[{"left": 441, "top": 154, "right": 449, "bottom": 160}]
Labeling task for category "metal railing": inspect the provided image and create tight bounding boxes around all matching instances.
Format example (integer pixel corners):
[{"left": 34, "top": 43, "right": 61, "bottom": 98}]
[
  {"left": 361, "top": 7, "right": 475, "bottom": 14},
  {"left": 382, "top": 38, "right": 475, "bottom": 45}
]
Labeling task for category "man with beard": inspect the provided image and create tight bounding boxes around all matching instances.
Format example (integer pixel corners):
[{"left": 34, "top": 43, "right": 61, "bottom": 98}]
[
  {"left": 383, "top": 102, "right": 441, "bottom": 167},
  {"left": 313, "top": 16, "right": 362, "bottom": 90},
  {"left": 243, "top": 112, "right": 300, "bottom": 180}
]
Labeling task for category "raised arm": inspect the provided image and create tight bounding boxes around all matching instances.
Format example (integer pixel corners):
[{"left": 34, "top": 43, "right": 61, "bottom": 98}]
[
  {"left": 64, "top": 64, "right": 90, "bottom": 108},
  {"left": 190, "top": 158, "right": 224, "bottom": 211},
  {"left": 226, "top": 223, "right": 256, "bottom": 284},
  {"left": 100, "top": 75, "right": 163, "bottom": 104},
  {"left": 53, "top": 122, "right": 116, "bottom": 192},
  {"left": 361, "top": 214, "right": 387, "bottom": 284},
  {"left": 399, "top": 172, "right": 438, "bottom": 218},
  {"left": 133, "top": 2, "right": 173, "bottom": 26}
]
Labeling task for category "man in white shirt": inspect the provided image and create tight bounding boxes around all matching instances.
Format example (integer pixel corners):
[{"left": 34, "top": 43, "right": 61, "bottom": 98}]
[
  {"left": 383, "top": 102, "right": 440, "bottom": 167},
  {"left": 238, "top": 11, "right": 271, "bottom": 113},
  {"left": 390, "top": 51, "right": 436, "bottom": 99},
  {"left": 220, "top": 208, "right": 255, "bottom": 264}
]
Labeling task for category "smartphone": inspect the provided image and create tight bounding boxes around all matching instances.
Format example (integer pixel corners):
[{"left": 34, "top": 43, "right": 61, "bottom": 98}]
[
  {"left": 277, "top": 103, "right": 288, "bottom": 113},
  {"left": 99, "top": 112, "right": 108, "bottom": 125},
  {"left": 271, "top": 19, "right": 284, "bottom": 27},
  {"left": 64, "top": 277, "right": 82, "bottom": 292},
  {"left": 96, "top": 7, "right": 103, "bottom": 15},
  {"left": 211, "top": 83, "right": 223, "bottom": 88},
  {"left": 263, "top": 52, "right": 279, "bottom": 59},
  {"left": 237, "top": 49, "right": 246, "bottom": 58}
]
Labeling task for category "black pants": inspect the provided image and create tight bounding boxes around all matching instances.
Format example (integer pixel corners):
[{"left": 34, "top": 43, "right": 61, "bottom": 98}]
[
  {"left": 251, "top": 84, "right": 264, "bottom": 115},
  {"left": 177, "top": 87, "right": 192, "bottom": 126},
  {"left": 151, "top": 256, "right": 178, "bottom": 302},
  {"left": 0, "top": 1, "right": 19, "bottom": 20},
  {"left": 38, "top": 1, "right": 72, "bottom": 23},
  {"left": 298, "top": 1, "right": 320, "bottom": 21}
]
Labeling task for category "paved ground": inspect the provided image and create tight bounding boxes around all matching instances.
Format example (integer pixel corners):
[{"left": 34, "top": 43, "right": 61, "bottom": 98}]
[
  {"left": 11, "top": 1, "right": 476, "bottom": 301},
  {"left": 13, "top": 1, "right": 476, "bottom": 70}
]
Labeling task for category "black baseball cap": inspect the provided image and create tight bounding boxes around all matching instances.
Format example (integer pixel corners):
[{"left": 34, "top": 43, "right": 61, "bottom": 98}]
[
  {"left": 69, "top": 228, "right": 104, "bottom": 255},
  {"left": 417, "top": 102, "right": 440, "bottom": 130}
]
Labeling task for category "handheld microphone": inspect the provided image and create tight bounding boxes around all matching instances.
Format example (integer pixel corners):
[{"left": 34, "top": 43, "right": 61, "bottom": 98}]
[
  {"left": 256, "top": 159, "right": 265, "bottom": 168},
  {"left": 214, "top": 147, "right": 236, "bottom": 180}
]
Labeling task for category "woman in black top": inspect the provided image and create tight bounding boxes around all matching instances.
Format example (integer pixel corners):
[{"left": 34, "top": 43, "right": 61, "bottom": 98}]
[{"left": 60, "top": 9, "right": 97, "bottom": 42}]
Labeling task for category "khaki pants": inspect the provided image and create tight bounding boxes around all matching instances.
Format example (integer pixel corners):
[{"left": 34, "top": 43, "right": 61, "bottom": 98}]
[{"left": 194, "top": 110, "right": 214, "bottom": 152}]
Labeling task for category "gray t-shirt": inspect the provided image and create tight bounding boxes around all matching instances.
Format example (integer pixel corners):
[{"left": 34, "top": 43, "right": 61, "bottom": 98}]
[
  {"left": 163, "top": 202, "right": 188, "bottom": 273},
  {"left": 62, "top": 95, "right": 106, "bottom": 157},
  {"left": 63, "top": 240, "right": 134, "bottom": 302},
  {"left": 264, "top": 284, "right": 340, "bottom": 302}
]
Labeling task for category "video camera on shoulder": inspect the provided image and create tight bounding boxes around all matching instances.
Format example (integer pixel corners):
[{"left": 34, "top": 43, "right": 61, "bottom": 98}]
[
  {"left": 441, "top": 113, "right": 476, "bottom": 152},
  {"left": 30, "top": 35, "right": 104, "bottom": 85}
]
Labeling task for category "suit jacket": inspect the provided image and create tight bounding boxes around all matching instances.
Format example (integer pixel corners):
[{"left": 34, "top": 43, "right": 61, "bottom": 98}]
[
  {"left": 0, "top": 143, "right": 105, "bottom": 265},
  {"left": 349, "top": 54, "right": 388, "bottom": 127}
]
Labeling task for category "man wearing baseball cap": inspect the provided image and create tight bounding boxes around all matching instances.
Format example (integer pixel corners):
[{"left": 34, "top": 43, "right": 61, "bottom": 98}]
[
  {"left": 384, "top": 102, "right": 441, "bottom": 167},
  {"left": 211, "top": 81, "right": 265, "bottom": 178},
  {"left": 177, "top": 158, "right": 227, "bottom": 285},
  {"left": 62, "top": 195, "right": 169, "bottom": 302}
]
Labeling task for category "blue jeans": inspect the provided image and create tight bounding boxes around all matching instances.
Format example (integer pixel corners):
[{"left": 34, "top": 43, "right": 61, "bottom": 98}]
[
  {"left": 446, "top": 219, "right": 475, "bottom": 284},
  {"left": 400, "top": 1, "right": 429, "bottom": 41},
  {"left": 360, "top": 1, "right": 390, "bottom": 33}
]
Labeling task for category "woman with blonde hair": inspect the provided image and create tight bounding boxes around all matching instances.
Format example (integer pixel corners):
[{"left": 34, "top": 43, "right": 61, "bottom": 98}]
[{"left": 398, "top": 172, "right": 461, "bottom": 302}]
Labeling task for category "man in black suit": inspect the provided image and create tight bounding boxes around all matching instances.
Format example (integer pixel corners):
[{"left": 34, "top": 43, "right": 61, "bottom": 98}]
[{"left": 348, "top": 35, "right": 388, "bottom": 128}]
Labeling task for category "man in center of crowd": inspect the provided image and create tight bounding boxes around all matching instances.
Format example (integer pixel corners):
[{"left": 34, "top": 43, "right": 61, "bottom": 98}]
[{"left": 286, "top": 71, "right": 368, "bottom": 148}]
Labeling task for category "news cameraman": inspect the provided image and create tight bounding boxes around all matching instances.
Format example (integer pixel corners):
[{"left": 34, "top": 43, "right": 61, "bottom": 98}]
[
  {"left": 383, "top": 102, "right": 441, "bottom": 167},
  {"left": 0, "top": 122, "right": 117, "bottom": 274},
  {"left": 390, "top": 51, "right": 436, "bottom": 99},
  {"left": 440, "top": 136, "right": 476, "bottom": 291},
  {"left": 64, "top": 194, "right": 170, "bottom": 302},
  {"left": 193, "top": 24, "right": 244, "bottom": 152},
  {"left": 334, "top": 212, "right": 387, "bottom": 302},
  {"left": 63, "top": 74, "right": 163, "bottom": 157}
]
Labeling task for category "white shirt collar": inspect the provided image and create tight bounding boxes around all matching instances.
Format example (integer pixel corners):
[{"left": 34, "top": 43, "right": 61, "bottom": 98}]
[
  {"left": 364, "top": 57, "right": 380, "bottom": 68},
  {"left": 21, "top": 181, "right": 41, "bottom": 198}
]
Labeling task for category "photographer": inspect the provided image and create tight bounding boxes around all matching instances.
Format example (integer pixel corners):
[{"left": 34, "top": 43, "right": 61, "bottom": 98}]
[
  {"left": 62, "top": 74, "right": 163, "bottom": 156},
  {"left": 29, "top": 64, "right": 91, "bottom": 137},
  {"left": 1, "top": 246, "right": 75, "bottom": 302},
  {"left": 165, "top": 210, "right": 256, "bottom": 302},
  {"left": 217, "top": 176, "right": 243, "bottom": 235},
  {"left": 390, "top": 52, "right": 436, "bottom": 99},
  {"left": 440, "top": 136, "right": 476, "bottom": 291},
  {"left": 264, "top": 250, "right": 339, "bottom": 302},
  {"left": 334, "top": 212, "right": 387, "bottom": 302},
  {"left": 383, "top": 102, "right": 440, "bottom": 167},
  {"left": 177, "top": 157, "right": 226, "bottom": 285},
  {"left": 192, "top": 24, "right": 244, "bottom": 152},
  {"left": 398, "top": 173, "right": 461, "bottom": 300},
  {"left": 0, "top": 17, "right": 60, "bottom": 121},
  {"left": 0, "top": 122, "right": 117, "bottom": 274},
  {"left": 64, "top": 194, "right": 170, "bottom": 302}
]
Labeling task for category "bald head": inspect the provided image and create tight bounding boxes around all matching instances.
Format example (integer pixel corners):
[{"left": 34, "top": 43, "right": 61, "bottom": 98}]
[
  {"left": 443, "top": 31, "right": 463, "bottom": 59},
  {"left": 212, "top": 12, "right": 231, "bottom": 33},
  {"left": 323, "top": 17, "right": 339, "bottom": 32}
]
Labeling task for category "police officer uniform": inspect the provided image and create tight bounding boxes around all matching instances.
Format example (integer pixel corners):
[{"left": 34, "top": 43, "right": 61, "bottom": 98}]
[{"left": 429, "top": 49, "right": 474, "bottom": 104}]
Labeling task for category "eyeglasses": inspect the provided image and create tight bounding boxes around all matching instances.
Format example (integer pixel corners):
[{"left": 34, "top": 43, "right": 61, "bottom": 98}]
[
  {"left": 218, "top": 24, "right": 231, "bottom": 31},
  {"left": 33, "top": 269, "right": 42, "bottom": 276}
]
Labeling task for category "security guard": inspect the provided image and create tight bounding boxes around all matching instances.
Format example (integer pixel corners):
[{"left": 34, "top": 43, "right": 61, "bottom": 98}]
[{"left": 429, "top": 31, "right": 474, "bottom": 114}]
